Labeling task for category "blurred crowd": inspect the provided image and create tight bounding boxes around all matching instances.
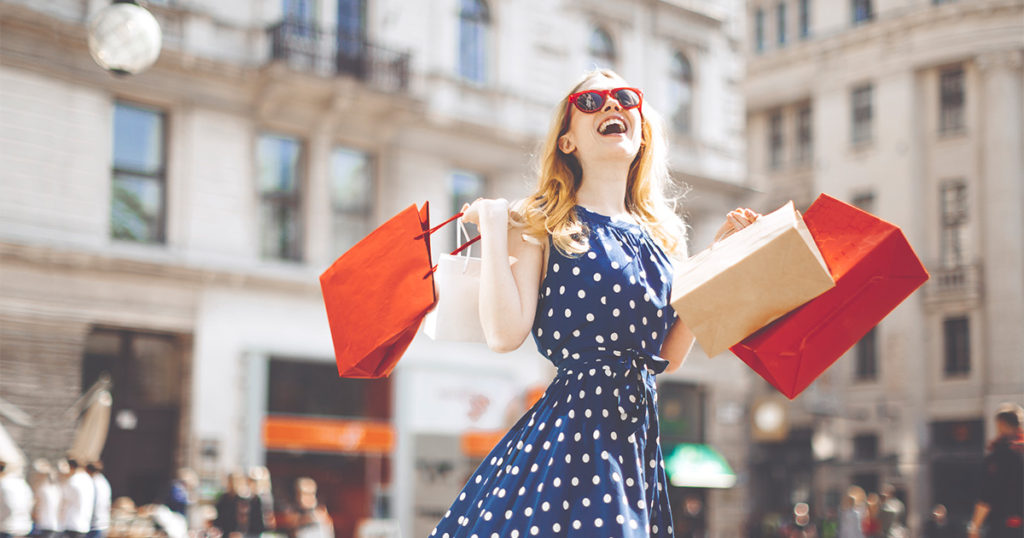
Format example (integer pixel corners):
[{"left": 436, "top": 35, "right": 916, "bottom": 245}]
[{"left": 0, "top": 461, "right": 333, "bottom": 538}]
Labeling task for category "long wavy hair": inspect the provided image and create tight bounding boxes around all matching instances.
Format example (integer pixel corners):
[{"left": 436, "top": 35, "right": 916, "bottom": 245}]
[{"left": 513, "top": 69, "right": 688, "bottom": 259}]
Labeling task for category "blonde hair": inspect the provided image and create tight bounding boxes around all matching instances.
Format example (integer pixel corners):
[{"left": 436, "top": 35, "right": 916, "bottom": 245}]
[{"left": 514, "top": 69, "right": 687, "bottom": 258}]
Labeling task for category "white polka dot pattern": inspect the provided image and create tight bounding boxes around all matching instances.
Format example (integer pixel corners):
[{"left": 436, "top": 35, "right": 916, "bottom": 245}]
[{"left": 431, "top": 205, "right": 676, "bottom": 537}]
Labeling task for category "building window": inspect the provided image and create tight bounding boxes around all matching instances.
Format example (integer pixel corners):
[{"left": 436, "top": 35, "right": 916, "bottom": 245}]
[
  {"left": 459, "top": 0, "right": 490, "bottom": 83},
  {"left": 755, "top": 8, "right": 766, "bottom": 53},
  {"left": 587, "top": 27, "right": 616, "bottom": 70},
  {"left": 769, "top": 111, "right": 784, "bottom": 169},
  {"left": 939, "top": 67, "right": 965, "bottom": 134},
  {"left": 933, "top": 0, "right": 956, "bottom": 4},
  {"left": 799, "top": 0, "right": 810, "bottom": 38},
  {"left": 111, "top": 102, "right": 167, "bottom": 244},
  {"left": 796, "top": 104, "right": 813, "bottom": 165},
  {"left": 943, "top": 316, "right": 970, "bottom": 376},
  {"left": 851, "top": 84, "right": 873, "bottom": 145},
  {"left": 451, "top": 171, "right": 485, "bottom": 245},
  {"left": 258, "top": 134, "right": 303, "bottom": 261},
  {"left": 670, "top": 53, "right": 694, "bottom": 134},
  {"left": 852, "top": 0, "right": 873, "bottom": 24},
  {"left": 852, "top": 433, "right": 879, "bottom": 461},
  {"left": 283, "top": 0, "right": 316, "bottom": 35},
  {"left": 852, "top": 192, "right": 875, "bottom": 213},
  {"left": 854, "top": 327, "right": 877, "bottom": 381},
  {"left": 776, "top": 3, "right": 787, "bottom": 46},
  {"left": 330, "top": 147, "right": 373, "bottom": 255},
  {"left": 336, "top": 0, "right": 367, "bottom": 61},
  {"left": 940, "top": 180, "right": 968, "bottom": 267}
]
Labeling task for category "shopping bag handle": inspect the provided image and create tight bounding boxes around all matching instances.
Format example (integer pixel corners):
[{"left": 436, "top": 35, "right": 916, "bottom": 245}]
[{"left": 418, "top": 211, "right": 482, "bottom": 278}]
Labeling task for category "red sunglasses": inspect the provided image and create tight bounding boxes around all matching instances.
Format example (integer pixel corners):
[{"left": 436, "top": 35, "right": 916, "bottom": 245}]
[
  {"left": 568, "top": 87, "right": 643, "bottom": 114},
  {"left": 563, "top": 87, "right": 643, "bottom": 131}
]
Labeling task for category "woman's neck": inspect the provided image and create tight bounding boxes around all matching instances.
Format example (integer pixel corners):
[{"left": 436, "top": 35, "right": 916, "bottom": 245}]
[{"left": 575, "top": 158, "right": 631, "bottom": 216}]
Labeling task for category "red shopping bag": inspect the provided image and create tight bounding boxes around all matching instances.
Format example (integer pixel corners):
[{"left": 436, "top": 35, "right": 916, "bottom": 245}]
[
  {"left": 320, "top": 202, "right": 457, "bottom": 378},
  {"left": 730, "top": 194, "right": 929, "bottom": 399}
]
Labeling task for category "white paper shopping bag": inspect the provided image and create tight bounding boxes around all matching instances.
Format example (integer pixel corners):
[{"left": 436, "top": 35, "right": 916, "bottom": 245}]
[{"left": 423, "top": 220, "right": 486, "bottom": 343}]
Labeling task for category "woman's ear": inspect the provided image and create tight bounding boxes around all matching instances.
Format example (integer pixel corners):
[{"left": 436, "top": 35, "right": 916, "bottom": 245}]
[{"left": 558, "top": 134, "right": 576, "bottom": 154}]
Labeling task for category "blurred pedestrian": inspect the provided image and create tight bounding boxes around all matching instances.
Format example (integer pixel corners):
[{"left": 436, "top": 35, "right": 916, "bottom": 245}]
[
  {"left": 247, "top": 467, "right": 274, "bottom": 532},
  {"left": 28, "top": 460, "right": 60, "bottom": 538},
  {"left": 968, "top": 403, "right": 1024, "bottom": 538},
  {"left": 862, "top": 494, "right": 881, "bottom": 538},
  {"left": 839, "top": 486, "right": 866, "bottom": 538},
  {"left": 84, "top": 462, "right": 109, "bottom": 538},
  {"left": 878, "top": 484, "right": 906, "bottom": 538},
  {"left": 163, "top": 468, "right": 198, "bottom": 527},
  {"left": 213, "top": 472, "right": 263, "bottom": 538},
  {"left": 0, "top": 460, "right": 34, "bottom": 538},
  {"left": 923, "top": 504, "right": 955, "bottom": 538},
  {"left": 59, "top": 459, "right": 93, "bottom": 538},
  {"left": 283, "top": 478, "right": 332, "bottom": 538}
]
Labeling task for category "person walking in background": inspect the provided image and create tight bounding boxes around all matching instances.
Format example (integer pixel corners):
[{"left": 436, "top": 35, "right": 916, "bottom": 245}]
[
  {"left": 922, "top": 504, "right": 955, "bottom": 538},
  {"left": 862, "top": 493, "right": 881, "bottom": 538},
  {"left": 968, "top": 403, "right": 1024, "bottom": 538},
  {"left": 838, "top": 486, "right": 866, "bottom": 538},
  {"left": 59, "top": 459, "right": 93, "bottom": 538},
  {"left": 84, "top": 463, "right": 109, "bottom": 538},
  {"left": 877, "top": 484, "right": 906, "bottom": 538},
  {"left": 247, "top": 467, "right": 274, "bottom": 533},
  {"left": 282, "top": 478, "right": 332, "bottom": 538},
  {"left": 214, "top": 472, "right": 263, "bottom": 538},
  {"left": 164, "top": 468, "right": 198, "bottom": 529},
  {"left": 28, "top": 460, "right": 61, "bottom": 538},
  {"left": 0, "top": 460, "right": 34, "bottom": 538}
]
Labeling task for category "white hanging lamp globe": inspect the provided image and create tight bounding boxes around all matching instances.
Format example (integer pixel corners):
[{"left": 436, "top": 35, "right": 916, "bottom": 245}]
[{"left": 88, "top": 0, "right": 163, "bottom": 75}]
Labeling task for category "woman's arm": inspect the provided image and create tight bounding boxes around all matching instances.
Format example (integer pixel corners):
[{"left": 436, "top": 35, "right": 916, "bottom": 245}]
[
  {"left": 463, "top": 199, "right": 545, "bottom": 353},
  {"left": 660, "top": 207, "right": 760, "bottom": 371},
  {"left": 660, "top": 317, "right": 695, "bottom": 373}
]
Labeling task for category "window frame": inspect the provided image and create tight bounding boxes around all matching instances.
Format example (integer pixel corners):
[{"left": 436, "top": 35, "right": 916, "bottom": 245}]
[
  {"left": 776, "top": 2, "right": 788, "bottom": 46},
  {"left": 796, "top": 104, "right": 813, "bottom": 165},
  {"left": 940, "top": 179, "right": 968, "bottom": 267},
  {"left": 854, "top": 327, "right": 878, "bottom": 382},
  {"left": 329, "top": 146, "right": 375, "bottom": 256},
  {"left": 769, "top": 110, "right": 785, "bottom": 170},
  {"left": 587, "top": 26, "right": 617, "bottom": 71},
  {"left": 257, "top": 133, "right": 305, "bottom": 262},
  {"left": 670, "top": 52, "right": 694, "bottom": 134},
  {"left": 851, "top": 84, "right": 873, "bottom": 145},
  {"left": 942, "top": 315, "right": 970, "bottom": 377},
  {"left": 755, "top": 8, "right": 766, "bottom": 53},
  {"left": 939, "top": 66, "right": 965, "bottom": 135},
  {"left": 458, "top": 0, "right": 491, "bottom": 84},
  {"left": 110, "top": 100, "right": 169, "bottom": 244},
  {"left": 852, "top": 0, "right": 873, "bottom": 25},
  {"left": 799, "top": 0, "right": 810, "bottom": 38}
]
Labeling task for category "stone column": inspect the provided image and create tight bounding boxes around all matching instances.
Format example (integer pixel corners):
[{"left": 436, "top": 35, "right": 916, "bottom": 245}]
[{"left": 976, "top": 50, "right": 1024, "bottom": 407}]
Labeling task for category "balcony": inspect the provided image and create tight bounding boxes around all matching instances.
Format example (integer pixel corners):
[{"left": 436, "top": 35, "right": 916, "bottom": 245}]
[
  {"left": 268, "top": 21, "right": 410, "bottom": 93},
  {"left": 923, "top": 261, "right": 983, "bottom": 306}
]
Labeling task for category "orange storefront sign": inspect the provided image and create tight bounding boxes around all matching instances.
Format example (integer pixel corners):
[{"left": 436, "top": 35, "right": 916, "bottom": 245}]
[
  {"left": 460, "top": 431, "right": 505, "bottom": 458},
  {"left": 263, "top": 416, "right": 394, "bottom": 454}
]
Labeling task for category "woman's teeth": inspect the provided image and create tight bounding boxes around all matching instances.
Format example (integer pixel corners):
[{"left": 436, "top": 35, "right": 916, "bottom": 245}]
[{"left": 598, "top": 118, "right": 626, "bottom": 135}]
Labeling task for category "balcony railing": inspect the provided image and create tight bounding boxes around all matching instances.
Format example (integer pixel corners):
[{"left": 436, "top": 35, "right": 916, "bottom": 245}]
[
  {"left": 269, "top": 21, "right": 410, "bottom": 93},
  {"left": 923, "top": 261, "right": 983, "bottom": 305}
]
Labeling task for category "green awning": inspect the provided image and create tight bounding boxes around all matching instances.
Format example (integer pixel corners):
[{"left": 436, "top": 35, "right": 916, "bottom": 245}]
[{"left": 664, "top": 443, "right": 737, "bottom": 489}]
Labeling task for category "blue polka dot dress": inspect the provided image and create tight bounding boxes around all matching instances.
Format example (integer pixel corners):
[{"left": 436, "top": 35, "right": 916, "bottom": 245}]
[{"left": 430, "top": 205, "right": 679, "bottom": 538}]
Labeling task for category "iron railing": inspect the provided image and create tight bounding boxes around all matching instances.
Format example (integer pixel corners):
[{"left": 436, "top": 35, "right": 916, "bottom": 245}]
[{"left": 269, "top": 21, "right": 410, "bottom": 93}]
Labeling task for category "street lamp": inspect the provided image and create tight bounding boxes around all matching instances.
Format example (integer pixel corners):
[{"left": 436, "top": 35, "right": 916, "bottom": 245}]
[{"left": 88, "top": 0, "right": 163, "bottom": 75}]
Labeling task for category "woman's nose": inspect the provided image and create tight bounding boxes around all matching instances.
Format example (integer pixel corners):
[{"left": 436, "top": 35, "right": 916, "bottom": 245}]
[{"left": 602, "top": 99, "right": 622, "bottom": 111}]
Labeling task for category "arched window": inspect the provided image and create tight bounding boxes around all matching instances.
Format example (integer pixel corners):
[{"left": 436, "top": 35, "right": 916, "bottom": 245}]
[
  {"left": 587, "top": 27, "right": 616, "bottom": 70},
  {"left": 669, "top": 52, "right": 694, "bottom": 133},
  {"left": 459, "top": 0, "right": 490, "bottom": 83}
]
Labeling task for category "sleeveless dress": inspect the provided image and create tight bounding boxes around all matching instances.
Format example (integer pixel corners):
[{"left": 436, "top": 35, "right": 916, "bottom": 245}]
[{"left": 430, "top": 205, "right": 678, "bottom": 538}]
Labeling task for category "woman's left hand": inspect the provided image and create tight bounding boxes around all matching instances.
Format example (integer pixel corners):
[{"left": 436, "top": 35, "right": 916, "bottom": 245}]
[{"left": 714, "top": 207, "right": 761, "bottom": 242}]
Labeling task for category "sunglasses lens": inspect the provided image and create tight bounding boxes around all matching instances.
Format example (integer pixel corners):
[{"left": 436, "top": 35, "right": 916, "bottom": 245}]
[
  {"left": 575, "top": 92, "right": 604, "bottom": 112},
  {"left": 614, "top": 89, "right": 641, "bottom": 108}
]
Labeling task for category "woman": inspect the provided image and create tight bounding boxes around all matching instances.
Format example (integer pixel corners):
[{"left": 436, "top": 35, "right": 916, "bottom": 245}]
[{"left": 430, "top": 69, "right": 757, "bottom": 537}]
